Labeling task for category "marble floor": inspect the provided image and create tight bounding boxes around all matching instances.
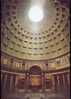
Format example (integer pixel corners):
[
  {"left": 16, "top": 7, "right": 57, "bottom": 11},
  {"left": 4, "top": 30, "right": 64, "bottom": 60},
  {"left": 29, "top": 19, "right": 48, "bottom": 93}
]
[{"left": 1, "top": 91, "right": 70, "bottom": 99}]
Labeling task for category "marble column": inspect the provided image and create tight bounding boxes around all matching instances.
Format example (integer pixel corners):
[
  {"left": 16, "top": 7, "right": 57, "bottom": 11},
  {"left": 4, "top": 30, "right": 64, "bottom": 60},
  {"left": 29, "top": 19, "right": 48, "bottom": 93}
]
[
  {"left": 57, "top": 75, "right": 60, "bottom": 92},
  {"left": 52, "top": 75, "right": 55, "bottom": 92},
  {"left": 62, "top": 74, "right": 69, "bottom": 97},
  {"left": 1, "top": 73, "right": 3, "bottom": 83},
  {"left": 67, "top": 73, "right": 70, "bottom": 86},
  {"left": 41, "top": 73, "right": 45, "bottom": 91},
  {"left": 67, "top": 73, "right": 70, "bottom": 96},
  {"left": 10, "top": 75, "right": 13, "bottom": 92},
  {"left": 26, "top": 73, "right": 29, "bottom": 91},
  {"left": 3, "top": 74, "right": 7, "bottom": 90},
  {"left": 44, "top": 73, "right": 46, "bottom": 90},
  {"left": 62, "top": 74, "right": 65, "bottom": 89},
  {"left": 14, "top": 75, "right": 18, "bottom": 92},
  {"left": 44, "top": 74, "right": 46, "bottom": 91}
]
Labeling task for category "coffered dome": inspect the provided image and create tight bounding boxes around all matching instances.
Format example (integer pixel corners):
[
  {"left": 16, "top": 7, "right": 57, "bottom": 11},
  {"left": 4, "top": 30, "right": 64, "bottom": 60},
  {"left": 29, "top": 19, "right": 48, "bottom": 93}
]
[
  {"left": 1, "top": 1, "right": 70, "bottom": 98},
  {"left": 1, "top": 0, "right": 70, "bottom": 60}
]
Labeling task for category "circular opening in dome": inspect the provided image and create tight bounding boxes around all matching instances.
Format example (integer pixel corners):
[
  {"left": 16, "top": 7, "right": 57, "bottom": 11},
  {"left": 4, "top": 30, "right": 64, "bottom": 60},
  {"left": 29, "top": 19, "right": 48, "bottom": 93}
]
[{"left": 28, "top": 6, "right": 44, "bottom": 22}]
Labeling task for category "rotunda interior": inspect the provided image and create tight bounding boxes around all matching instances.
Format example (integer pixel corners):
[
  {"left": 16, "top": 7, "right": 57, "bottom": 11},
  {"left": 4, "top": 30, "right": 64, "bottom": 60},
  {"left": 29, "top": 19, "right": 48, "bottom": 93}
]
[{"left": 1, "top": 0, "right": 70, "bottom": 99}]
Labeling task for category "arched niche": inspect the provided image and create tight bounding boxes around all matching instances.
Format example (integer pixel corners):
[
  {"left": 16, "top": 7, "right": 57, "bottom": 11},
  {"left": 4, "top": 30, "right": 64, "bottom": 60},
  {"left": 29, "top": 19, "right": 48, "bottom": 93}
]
[
  {"left": 29, "top": 65, "right": 42, "bottom": 91},
  {"left": 29, "top": 65, "right": 42, "bottom": 75}
]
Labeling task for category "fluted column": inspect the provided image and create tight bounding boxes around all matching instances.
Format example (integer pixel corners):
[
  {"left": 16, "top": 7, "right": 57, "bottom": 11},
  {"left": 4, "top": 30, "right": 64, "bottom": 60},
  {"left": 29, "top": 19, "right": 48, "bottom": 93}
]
[
  {"left": 44, "top": 74, "right": 46, "bottom": 91},
  {"left": 1, "top": 73, "right": 3, "bottom": 89},
  {"left": 44, "top": 73, "right": 46, "bottom": 90},
  {"left": 10, "top": 75, "right": 13, "bottom": 91},
  {"left": 57, "top": 75, "right": 60, "bottom": 92},
  {"left": 3, "top": 74, "right": 7, "bottom": 90},
  {"left": 67, "top": 73, "right": 70, "bottom": 86},
  {"left": 62, "top": 74, "right": 69, "bottom": 97},
  {"left": 62, "top": 74, "right": 65, "bottom": 89},
  {"left": 52, "top": 75, "right": 55, "bottom": 92},
  {"left": 26, "top": 73, "right": 29, "bottom": 91},
  {"left": 1, "top": 73, "right": 3, "bottom": 81},
  {"left": 15, "top": 75, "right": 18, "bottom": 92},
  {"left": 67, "top": 73, "right": 70, "bottom": 96},
  {"left": 41, "top": 73, "right": 45, "bottom": 91}
]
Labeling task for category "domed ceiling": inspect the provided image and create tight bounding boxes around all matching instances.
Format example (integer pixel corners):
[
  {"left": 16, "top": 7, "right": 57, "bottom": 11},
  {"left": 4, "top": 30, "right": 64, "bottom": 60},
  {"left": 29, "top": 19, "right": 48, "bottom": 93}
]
[{"left": 1, "top": 0, "right": 70, "bottom": 60}]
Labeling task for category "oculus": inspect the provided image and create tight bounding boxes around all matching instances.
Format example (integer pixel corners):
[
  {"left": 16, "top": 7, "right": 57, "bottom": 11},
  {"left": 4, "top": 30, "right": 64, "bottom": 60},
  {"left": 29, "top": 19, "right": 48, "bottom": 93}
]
[{"left": 28, "top": 6, "right": 44, "bottom": 22}]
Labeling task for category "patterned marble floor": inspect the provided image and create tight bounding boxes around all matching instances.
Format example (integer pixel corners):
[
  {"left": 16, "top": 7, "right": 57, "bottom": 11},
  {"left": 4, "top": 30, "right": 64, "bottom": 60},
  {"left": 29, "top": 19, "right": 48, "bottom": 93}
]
[{"left": 2, "top": 91, "right": 70, "bottom": 99}]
